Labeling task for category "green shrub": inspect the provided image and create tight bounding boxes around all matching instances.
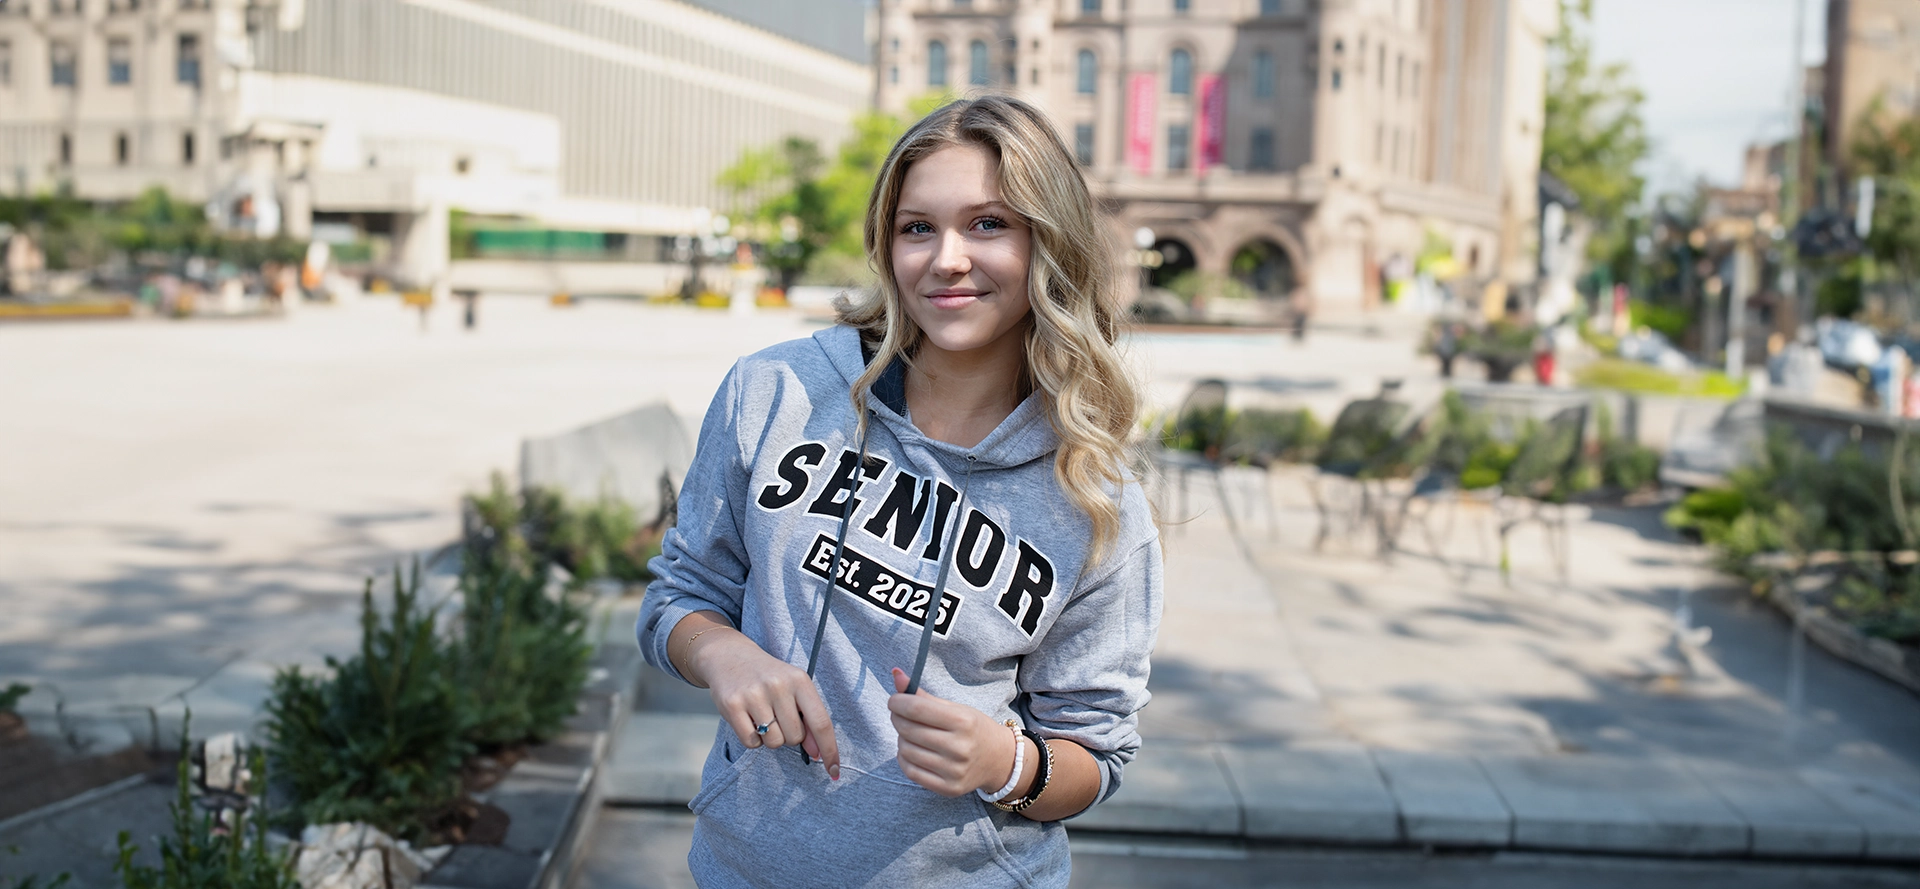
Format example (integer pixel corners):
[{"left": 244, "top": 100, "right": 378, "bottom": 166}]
[
  {"left": 0, "top": 683, "right": 28, "bottom": 713},
  {"left": 1225, "top": 407, "right": 1326, "bottom": 464},
  {"left": 1591, "top": 401, "right": 1663, "bottom": 492},
  {"left": 451, "top": 558, "right": 591, "bottom": 750},
  {"left": 1665, "top": 430, "right": 1920, "bottom": 635},
  {"left": 466, "top": 473, "right": 654, "bottom": 588},
  {"left": 113, "top": 717, "right": 295, "bottom": 889},
  {"left": 1833, "top": 569, "right": 1920, "bottom": 645},
  {"left": 1628, "top": 299, "right": 1690, "bottom": 341},
  {"left": 1166, "top": 270, "right": 1254, "bottom": 303},
  {"left": 263, "top": 564, "right": 470, "bottom": 841}
]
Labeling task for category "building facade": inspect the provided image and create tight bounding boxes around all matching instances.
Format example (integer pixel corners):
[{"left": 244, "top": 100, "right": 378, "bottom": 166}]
[
  {"left": 0, "top": 0, "right": 870, "bottom": 292},
  {"left": 1823, "top": 0, "right": 1920, "bottom": 184},
  {"left": 872, "top": 0, "right": 1556, "bottom": 315}
]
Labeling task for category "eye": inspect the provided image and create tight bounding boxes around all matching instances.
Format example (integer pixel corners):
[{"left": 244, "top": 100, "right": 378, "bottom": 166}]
[
  {"left": 975, "top": 216, "right": 1011, "bottom": 232},
  {"left": 899, "top": 220, "right": 933, "bottom": 236}
]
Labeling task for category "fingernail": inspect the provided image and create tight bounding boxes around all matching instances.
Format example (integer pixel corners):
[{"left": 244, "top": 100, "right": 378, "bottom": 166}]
[{"left": 829, "top": 765, "right": 840, "bottom": 781}]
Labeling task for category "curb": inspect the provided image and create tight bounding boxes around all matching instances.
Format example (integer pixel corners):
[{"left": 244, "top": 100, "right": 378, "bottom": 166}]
[
  {"left": 1763, "top": 581, "right": 1920, "bottom": 699},
  {"left": 605, "top": 713, "right": 1920, "bottom": 863}
]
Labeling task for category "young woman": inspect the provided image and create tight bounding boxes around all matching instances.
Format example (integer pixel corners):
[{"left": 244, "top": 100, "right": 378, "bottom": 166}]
[{"left": 638, "top": 95, "right": 1163, "bottom": 888}]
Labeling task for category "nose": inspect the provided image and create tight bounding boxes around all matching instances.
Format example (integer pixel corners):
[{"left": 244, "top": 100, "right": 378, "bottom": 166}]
[{"left": 932, "top": 228, "right": 970, "bottom": 278}]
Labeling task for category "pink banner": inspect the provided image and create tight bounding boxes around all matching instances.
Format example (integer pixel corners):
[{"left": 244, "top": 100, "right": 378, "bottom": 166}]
[
  {"left": 1197, "top": 74, "right": 1225, "bottom": 173},
  {"left": 1127, "top": 73, "right": 1156, "bottom": 175}
]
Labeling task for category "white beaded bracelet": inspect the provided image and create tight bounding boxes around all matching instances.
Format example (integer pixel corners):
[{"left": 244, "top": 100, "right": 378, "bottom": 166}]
[{"left": 976, "top": 720, "right": 1025, "bottom": 804}]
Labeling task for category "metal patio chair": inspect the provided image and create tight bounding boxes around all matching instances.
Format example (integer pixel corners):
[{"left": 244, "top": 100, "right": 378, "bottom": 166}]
[
  {"left": 1309, "top": 396, "right": 1412, "bottom": 553},
  {"left": 1151, "top": 378, "right": 1243, "bottom": 538}
]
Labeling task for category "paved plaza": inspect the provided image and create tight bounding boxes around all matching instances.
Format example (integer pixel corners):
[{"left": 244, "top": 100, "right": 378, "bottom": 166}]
[{"left": 6, "top": 296, "right": 1920, "bottom": 886}]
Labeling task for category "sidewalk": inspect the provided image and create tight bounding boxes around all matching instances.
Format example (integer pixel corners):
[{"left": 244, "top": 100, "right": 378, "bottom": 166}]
[{"left": 606, "top": 464, "right": 1920, "bottom": 863}]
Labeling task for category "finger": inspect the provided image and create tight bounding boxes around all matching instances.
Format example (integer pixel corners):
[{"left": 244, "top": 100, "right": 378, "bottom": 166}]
[
  {"left": 897, "top": 733, "right": 960, "bottom": 778},
  {"left": 795, "top": 684, "right": 840, "bottom": 780},
  {"left": 893, "top": 667, "right": 909, "bottom": 694},
  {"left": 772, "top": 694, "right": 805, "bottom": 751},
  {"left": 755, "top": 715, "right": 786, "bottom": 750},
  {"left": 718, "top": 696, "right": 763, "bottom": 749}
]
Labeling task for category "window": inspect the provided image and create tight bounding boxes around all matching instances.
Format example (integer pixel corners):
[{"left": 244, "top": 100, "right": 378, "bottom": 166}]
[
  {"left": 50, "top": 41, "right": 75, "bottom": 87},
  {"left": 0, "top": 40, "right": 10, "bottom": 87},
  {"left": 1331, "top": 67, "right": 1341, "bottom": 91},
  {"left": 1392, "top": 127, "right": 1401, "bottom": 172},
  {"left": 1374, "top": 122, "right": 1383, "bottom": 162},
  {"left": 1167, "top": 124, "right": 1190, "bottom": 171},
  {"left": 1260, "top": 0, "right": 1282, "bottom": 14},
  {"left": 1169, "top": 48, "right": 1191, "bottom": 95},
  {"left": 969, "top": 40, "right": 988, "bottom": 86},
  {"left": 1412, "top": 62, "right": 1421, "bottom": 98},
  {"left": 1074, "top": 123, "right": 1094, "bottom": 166},
  {"left": 115, "top": 132, "right": 129, "bottom": 165},
  {"left": 1395, "top": 54, "right": 1403, "bottom": 98},
  {"left": 1250, "top": 127, "right": 1275, "bottom": 171},
  {"left": 927, "top": 40, "right": 947, "bottom": 87},
  {"left": 108, "top": 37, "right": 131, "bottom": 85},
  {"left": 1077, "top": 49, "right": 1096, "bottom": 94},
  {"left": 59, "top": 132, "right": 72, "bottom": 166},
  {"left": 891, "top": 37, "right": 899, "bottom": 53},
  {"left": 182, "top": 131, "right": 195, "bottom": 165},
  {"left": 889, "top": 65, "right": 899, "bottom": 84},
  {"left": 1253, "top": 50, "right": 1273, "bottom": 98},
  {"left": 1377, "top": 45, "right": 1385, "bottom": 86},
  {"left": 1174, "top": 0, "right": 1189, "bottom": 12},
  {"left": 177, "top": 33, "right": 201, "bottom": 86},
  {"left": 1081, "top": 0, "right": 1100, "bottom": 13}
]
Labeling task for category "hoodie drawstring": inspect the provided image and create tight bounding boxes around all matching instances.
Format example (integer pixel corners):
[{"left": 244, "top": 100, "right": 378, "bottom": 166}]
[
  {"left": 800, "top": 426, "right": 978, "bottom": 759},
  {"left": 905, "top": 455, "right": 974, "bottom": 695}
]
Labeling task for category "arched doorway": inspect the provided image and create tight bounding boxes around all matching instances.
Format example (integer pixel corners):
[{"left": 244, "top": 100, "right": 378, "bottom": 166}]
[
  {"left": 1230, "top": 239, "right": 1295, "bottom": 299},
  {"left": 1148, "top": 238, "right": 1197, "bottom": 290}
]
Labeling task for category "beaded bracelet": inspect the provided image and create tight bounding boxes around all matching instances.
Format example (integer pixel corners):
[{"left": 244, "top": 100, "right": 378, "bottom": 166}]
[
  {"left": 976, "top": 720, "right": 1025, "bottom": 804},
  {"left": 993, "top": 728, "right": 1053, "bottom": 813}
]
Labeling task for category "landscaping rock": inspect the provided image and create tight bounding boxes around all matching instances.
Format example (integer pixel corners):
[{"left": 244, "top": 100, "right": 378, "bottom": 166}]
[{"left": 294, "top": 822, "right": 447, "bottom": 889}]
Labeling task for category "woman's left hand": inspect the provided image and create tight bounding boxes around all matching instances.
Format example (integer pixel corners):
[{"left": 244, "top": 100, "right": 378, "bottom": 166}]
[{"left": 887, "top": 667, "right": 1013, "bottom": 798}]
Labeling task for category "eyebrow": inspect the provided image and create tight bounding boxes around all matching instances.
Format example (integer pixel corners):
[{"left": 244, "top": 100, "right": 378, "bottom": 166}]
[{"left": 895, "top": 201, "right": 1010, "bottom": 218}]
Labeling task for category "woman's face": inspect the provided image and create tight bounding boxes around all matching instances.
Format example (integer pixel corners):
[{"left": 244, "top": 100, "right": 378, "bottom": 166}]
[{"left": 890, "top": 143, "right": 1033, "bottom": 362}]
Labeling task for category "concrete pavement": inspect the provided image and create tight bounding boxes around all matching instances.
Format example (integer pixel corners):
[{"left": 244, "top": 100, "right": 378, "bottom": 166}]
[
  {"left": 576, "top": 808, "right": 1920, "bottom": 889},
  {"left": 601, "top": 461, "right": 1920, "bottom": 866}
]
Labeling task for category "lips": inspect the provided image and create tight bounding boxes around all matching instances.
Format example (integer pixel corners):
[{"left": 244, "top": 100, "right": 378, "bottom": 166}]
[{"left": 925, "top": 289, "right": 984, "bottom": 310}]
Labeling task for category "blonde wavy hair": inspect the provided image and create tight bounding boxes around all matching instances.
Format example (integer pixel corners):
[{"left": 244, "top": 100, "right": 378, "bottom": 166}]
[{"left": 836, "top": 95, "right": 1141, "bottom": 565}]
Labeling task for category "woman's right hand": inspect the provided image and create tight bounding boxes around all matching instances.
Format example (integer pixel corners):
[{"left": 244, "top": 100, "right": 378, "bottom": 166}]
[{"left": 691, "top": 630, "right": 841, "bottom": 780}]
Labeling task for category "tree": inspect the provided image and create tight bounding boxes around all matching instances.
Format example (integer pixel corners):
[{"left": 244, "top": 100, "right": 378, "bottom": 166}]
[
  {"left": 1849, "top": 107, "right": 1920, "bottom": 315},
  {"left": 1541, "top": 0, "right": 1651, "bottom": 273},
  {"left": 718, "top": 92, "right": 953, "bottom": 287}
]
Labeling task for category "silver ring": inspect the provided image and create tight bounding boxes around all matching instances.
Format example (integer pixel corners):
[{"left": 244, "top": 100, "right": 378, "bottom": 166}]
[{"left": 755, "top": 722, "right": 772, "bottom": 736}]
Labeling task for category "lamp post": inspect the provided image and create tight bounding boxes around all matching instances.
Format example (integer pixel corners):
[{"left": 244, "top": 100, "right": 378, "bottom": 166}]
[{"left": 1133, "top": 226, "right": 1156, "bottom": 301}]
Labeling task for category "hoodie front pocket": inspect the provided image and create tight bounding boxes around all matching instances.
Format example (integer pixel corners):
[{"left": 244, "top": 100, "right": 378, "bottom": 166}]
[
  {"left": 690, "top": 754, "right": 1029, "bottom": 889},
  {"left": 688, "top": 738, "right": 758, "bottom": 816}
]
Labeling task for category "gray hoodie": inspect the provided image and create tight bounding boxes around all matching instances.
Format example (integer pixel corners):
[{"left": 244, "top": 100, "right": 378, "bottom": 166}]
[{"left": 638, "top": 324, "right": 1163, "bottom": 889}]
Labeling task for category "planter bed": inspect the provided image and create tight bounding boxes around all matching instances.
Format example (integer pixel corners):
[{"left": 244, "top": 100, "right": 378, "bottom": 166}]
[{"left": 425, "top": 603, "right": 642, "bottom": 889}]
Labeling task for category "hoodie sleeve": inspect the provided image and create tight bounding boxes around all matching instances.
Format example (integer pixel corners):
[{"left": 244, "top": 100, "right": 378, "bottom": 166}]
[
  {"left": 1017, "top": 520, "right": 1164, "bottom": 811},
  {"left": 637, "top": 362, "right": 752, "bottom": 684}
]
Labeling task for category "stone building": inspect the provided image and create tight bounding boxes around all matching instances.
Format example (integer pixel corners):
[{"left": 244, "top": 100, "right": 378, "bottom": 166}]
[
  {"left": 871, "top": 0, "right": 1558, "bottom": 316},
  {"left": 1823, "top": 0, "right": 1920, "bottom": 181},
  {"left": 0, "top": 0, "right": 869, "bottom": 293}
]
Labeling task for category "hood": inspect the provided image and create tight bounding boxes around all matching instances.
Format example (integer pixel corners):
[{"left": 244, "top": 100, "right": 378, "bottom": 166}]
[{"left": 811, "top": 324, "right": 1057, "bottom": 471}]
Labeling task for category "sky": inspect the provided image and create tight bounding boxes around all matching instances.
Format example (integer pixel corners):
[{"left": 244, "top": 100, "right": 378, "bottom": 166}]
[{"left": 1588, "top": 0, "right": 1827, "bottom": 198}]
